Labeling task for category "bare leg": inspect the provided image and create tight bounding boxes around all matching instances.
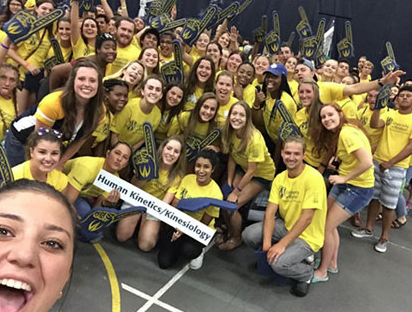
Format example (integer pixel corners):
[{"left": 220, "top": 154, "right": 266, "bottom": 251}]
[
  {"left": 314, "top": 203, "right": 350, "bottom": 279},
  {"left": 381, "top": 206, "right": 394, "bottom": 241},
  {"left": 138, "top": 216, "right": 161, "bottom": 251},
  {"left": 364, "top": 199, "right": 380, "bottom": 231},
  {"left": 116, "top": 214, "right": 142, "bottom": 242}
]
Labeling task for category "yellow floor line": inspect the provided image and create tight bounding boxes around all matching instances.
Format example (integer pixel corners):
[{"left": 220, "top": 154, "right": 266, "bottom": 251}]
[{"left": 93, "top": 243, "right": 121, "bottom": 312}]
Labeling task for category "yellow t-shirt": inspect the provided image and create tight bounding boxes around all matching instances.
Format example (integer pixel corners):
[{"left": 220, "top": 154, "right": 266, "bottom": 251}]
[
  {"left": 230, "top": 130, "right": 276, "bottom": 181},
  {"left": 318, "top": 82, "right": 345, "bottom": 104},
  {"left": 216, "top": 96, "right": 239, "bottom": 128},
  {"left": 295, "top": 108, "right": 323, "bottom": 167},
  {"left": 242, "top": 84, "right": 256, "bottom": 108},
  {"left": 175, "top": 174, "right": 222, "bottom": 229},
  {"left": 336, "top": 98, "right": 357, "bottom": 119},
  {"left": 269, "top": 165, "right": 327, "bottom": 252},
  {"left": 337, "top": 125, "right": 374, "bottom": 188},
  {"left": 184, "top": 86, "right": 204, "bottom": 110},
  {"left": 374, "top": 110, "right": 412, "bottom": 168},
  {"left": 352, "top": 93, "right": 367, "bottom": 108},
  {"left": 189, "top": 47, "right": 202, "bottom": 65},
  {"left": 34, "top": 91, "right": 65, "bottom": 127},
  {"left": 252, "top": 78, "right": 263, "bottom": 89},
  {"left": 263, "top": 92, "right": 297, "bottom": 143},
  {"left": 141, "top": 169, "right": 181, "bottom": 200},
  {"left": 12, "top": 160, "right": 68, "bottom": 192},
  {"left": 63, "top": 157, "right": 114, "bottom": 198},
  {"left": 356, "top": 106, "right": 384, "bottom": 150},
  {"left": 91, "top": 111, "right": 113, "bottom": 148},
  {"left": 106, "top": 44, "right": 141, "bottom": 76},
  {"left": 0, "top": 96, "right": 16, "bottom": 142},
  {"left": 111, "top": 97, "right": 161, "bottom": 146},
  {"left": 46, "top": 41, "right": 73, "bottom": 63},
  {"left": 288, "top": 79, "right": 300, "bottom": 104},
  {"left": 72, "top": 37, "right": 95, "bottom": 60}
]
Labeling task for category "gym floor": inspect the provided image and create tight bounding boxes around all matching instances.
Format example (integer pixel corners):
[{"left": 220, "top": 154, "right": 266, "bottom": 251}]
[{"left": 51, "top": 213, "right": 412, "bottom": 312}]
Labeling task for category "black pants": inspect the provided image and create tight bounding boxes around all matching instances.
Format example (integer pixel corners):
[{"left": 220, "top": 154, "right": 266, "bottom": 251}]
[{"left": 157, "top": 225, "right": 203, "bottom": 269}]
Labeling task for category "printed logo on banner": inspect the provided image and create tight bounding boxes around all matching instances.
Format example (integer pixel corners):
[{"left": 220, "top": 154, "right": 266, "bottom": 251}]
[{"left": 93, "top": 170, "right": 215, "bottom": 244}]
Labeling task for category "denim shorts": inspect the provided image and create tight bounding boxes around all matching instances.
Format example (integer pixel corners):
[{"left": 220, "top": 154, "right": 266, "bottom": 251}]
[
  {"left": 329, "top": 183, "right": 374, "bottom": 215},
  {"left": 235, "top": 165, "right": 272, "bottom": 189}
]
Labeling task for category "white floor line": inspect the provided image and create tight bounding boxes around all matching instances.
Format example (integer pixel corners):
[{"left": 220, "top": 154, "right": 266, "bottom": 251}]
[
  {"left": 340, "top": 224, "right": 412, "bottom": 252},
  {"left": 122, "top": 283, "right": 185, "bottom": 312},
  {"left": 138, "top": 242, "right": 215, "bottom": 312}
]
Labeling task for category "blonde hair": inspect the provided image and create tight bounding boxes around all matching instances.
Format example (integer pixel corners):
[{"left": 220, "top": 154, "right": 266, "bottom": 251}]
[{"left": 104, "top": 60, "right": 146, "bottom": 95}]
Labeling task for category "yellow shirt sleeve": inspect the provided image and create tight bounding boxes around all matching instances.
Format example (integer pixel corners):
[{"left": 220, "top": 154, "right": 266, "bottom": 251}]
[
  {"left": 72, "top": 37, "right": 95, "bottom": 60},
  {"left": 0, "top": 97, "right": 17, "bottom": 141},
  {"left": 318, "top": 82, "right": 345, "bottom": 104},
  {"left": 34, "top": 91, "right": 64, "bottom": 127}
]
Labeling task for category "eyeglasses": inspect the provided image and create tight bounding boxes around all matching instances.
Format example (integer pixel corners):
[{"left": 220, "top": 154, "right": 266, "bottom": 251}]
[{"left": 37, "top": 127, "right": 63, "bottom": 139}]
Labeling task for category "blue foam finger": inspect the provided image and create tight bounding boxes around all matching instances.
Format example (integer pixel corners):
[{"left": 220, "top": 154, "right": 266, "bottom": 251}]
[{"left": 176, "top": 198, "right": 237, "bottom": 212}]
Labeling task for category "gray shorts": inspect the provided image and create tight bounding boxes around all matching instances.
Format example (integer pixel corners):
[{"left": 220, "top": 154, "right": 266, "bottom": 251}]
[
  {"left": 373, "top": 161, "right": 406, "bottom": 209},
  {"left": 120, "top": 201, "right": 159, "bottom": 221}
]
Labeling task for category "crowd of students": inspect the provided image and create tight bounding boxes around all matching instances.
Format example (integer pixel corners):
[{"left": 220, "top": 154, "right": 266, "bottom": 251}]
[{"left": 0, "top": 0, "right": 411, "bottom": 307}]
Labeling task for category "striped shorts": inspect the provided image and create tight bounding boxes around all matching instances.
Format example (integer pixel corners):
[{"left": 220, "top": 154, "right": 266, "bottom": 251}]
[{"left": 373, "top": 161, "right": 406, "bottom": 209}]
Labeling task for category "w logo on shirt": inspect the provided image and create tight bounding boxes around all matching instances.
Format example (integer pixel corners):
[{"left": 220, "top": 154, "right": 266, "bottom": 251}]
[{"left": 386, "top": 117, "right": 393, "bottom": 126}]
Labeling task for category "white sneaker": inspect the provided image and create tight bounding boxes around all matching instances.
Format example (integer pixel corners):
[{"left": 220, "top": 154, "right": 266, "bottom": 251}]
[
  {"left": 189, "top": 250, "right": 204, "bottom": 270},
  {"left": 374, "top": 239, "right": 388, "bottom": 253}
]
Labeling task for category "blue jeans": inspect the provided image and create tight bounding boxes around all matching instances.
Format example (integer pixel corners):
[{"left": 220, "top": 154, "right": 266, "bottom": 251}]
[
  {"left": 242, "top": 218, "right": 314, "bottom": 282},
  {"left": 4, "top": 130, "right": 26, "bottom": 167},
  {"left": 329, "top": 183, "right": 374, "bottom": 215}
]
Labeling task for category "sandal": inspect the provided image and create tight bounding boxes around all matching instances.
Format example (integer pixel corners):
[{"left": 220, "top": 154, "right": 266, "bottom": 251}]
[
  {"left": 218, "top": 237, "right": 242, "bottom": 251},
  {"left": 391, "top": 219, "right": 407, "bottom": 229},
  {"left": 375, "top": 213, "right": 383, "bottom": 222},
  {"left": 215, "top": 233, "right": 226, "bottom": 245}
]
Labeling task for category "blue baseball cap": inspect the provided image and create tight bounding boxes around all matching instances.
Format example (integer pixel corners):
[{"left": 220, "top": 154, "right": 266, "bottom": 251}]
[{"left": 264, "top": 63, "right": 288, "bottom": 77}]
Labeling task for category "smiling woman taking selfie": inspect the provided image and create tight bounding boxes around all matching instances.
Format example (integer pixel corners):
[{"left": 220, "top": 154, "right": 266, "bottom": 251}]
[{"left": 0, "top": 179, "right": 78, "bottom": 312}]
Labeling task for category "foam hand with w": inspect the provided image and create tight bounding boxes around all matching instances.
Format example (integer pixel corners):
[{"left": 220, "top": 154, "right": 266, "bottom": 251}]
[
  {"left": 3, "top": 8, "right": 65, "bottom": 44},
  {"left": 212, "top": 2, "right": 240, "bottom": 28},
  {"left": 161, "top": 40, "right": 184, "bottom": 85},
  {"left": 264, "top": 11, "right": 281, "bottom": 54},
  {"left": 374, "top": 85, "right": 391, "bottom": 110},
  {"left": 180, "top": 5, "right": 218, "bottom": 46},
  {"left": 80, "top": 206, "right": 146, "bottom": 242},
  {"left": 185, "top": 129, "right": 221, "bottom": 162},
  {"left": 132, "top": 123, "right": 159, "bottom": 180},
  {"left": 145, "top": 0, "right": 176, "bottom": 23},
  {"left": 253, "top": 15, "right": 267, "bottom": 44},
  {"left": 381, "top": 42, "right": 400, "bottom": 75},
  {"left": 337, "top": 21, "right": 355, "bottom": 60},
  {"left": 177, "top": 198, "right": 237, "bottom": 212},
  {"left": 295, "top": 6, "right": 312, "bottom": 39},
  {"left": 276, "top": 100, "right": 301, "bottom": 141}
]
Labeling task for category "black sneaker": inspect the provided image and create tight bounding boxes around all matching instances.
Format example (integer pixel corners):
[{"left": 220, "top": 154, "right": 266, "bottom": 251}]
[{"left": 290, "top": 280, "right": 311, "bottom": 297}]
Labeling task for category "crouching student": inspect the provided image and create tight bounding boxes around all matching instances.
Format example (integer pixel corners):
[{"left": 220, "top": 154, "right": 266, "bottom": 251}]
[
  {"left": 157, "top": 150, "right": 223, "bottom": 270},
  {"left": 242, "top": 136, "right": 327, "bottom": 297},
  {"left": 63, "top": 142, "right": 132, "bottom": 241}
]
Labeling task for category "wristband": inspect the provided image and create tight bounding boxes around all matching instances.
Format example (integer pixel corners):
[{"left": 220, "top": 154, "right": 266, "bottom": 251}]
[
  {"left": 1, "top": 43, "right": 9, "bottom": 50},
  {"left": 377, "top": 79, "right": 384, "bottom": 87},
  {"left": 121, "top": 6, "right": 126, "bottom": 9},
  {"left": 252, "top": 105, "right": 261, "bottom": 111}
]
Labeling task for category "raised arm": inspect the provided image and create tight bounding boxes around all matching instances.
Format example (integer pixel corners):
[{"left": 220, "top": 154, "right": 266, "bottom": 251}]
[
  {"left": 100, "top": 0, "right": 114, "bottom": 19},
  {"left": 70, "top": 0, "right": 81, "bottom": 45}
]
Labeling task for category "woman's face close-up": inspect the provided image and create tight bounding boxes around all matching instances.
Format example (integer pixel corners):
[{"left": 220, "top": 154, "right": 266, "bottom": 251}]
[
  {"left": 237, "top": 64, "right": 254, "bottom": 87},
  {"left": 229, "top": 104, "right": 247, "bottom": 130},
  {"left": 166, "top": 86, "right": 184, "bottom": 107},
  {"left": 0, "top": 68, "right": 18, "bottom": 100},
  {"left": 215, "top": 75, "right": 233, "bottom": 103},
  {"left": 161, "top": 140, "right": 182, "bottom": 167},
  {"left": 107, "top": 85, "right": 128, "bottom": 112},
  {"left": 99, "top": 40, "right": 117, "bottom": 64},
  {"left": 206, "top": 44, "right": 221, "bottom": 65},
  {"left": 57, "top": 21, "right": 71, "bottom": 42},
  {"left": 36, "top": 2, "right": 54, "bottom": 17},
  {"left": 82, "top": 19, "right": 98, "bottom": 40},
  {"left": 141, "top": 48, "right": 159, "bottom": 70},
  {"left": 298, "top": 83, "right": 315, "bottom": 108},
  {"left": 196, "top": 33, "right": 210, "bottom": 52},
  {"left": 194, "top": 157, "right": 213, "bottom": 186},
  {"left": 320, "top": 106, "right": 341, "bottom": 131},
  {"left": 106, "top": 144, "right": 131, "bottom": 172},
  {"left": 123, "top": 62, "right": 144, "bottom": 86},
  {"left": 199, "top": 98, "right": 218, "bottom": 123},
  {"left": 74, "top": 67, "right": 99, "bottom": 101},
  {"left": 0, "top": 191, "right": 74, "bottom": 312},
  {"left": 142, "top": 79, "right": 163, "bottom": 105},
  {"left": 254, "top": 56, "right": 270, "bottom": 76},
  {"left": 196, "top": 60, "right": 213, "bottom": 85},
  {"left": 30, "top": 140, "right": 61, "bottom": 174},
  {"left": 226, "top": 54, "right": 242, "bottom": 74},
  {"left": 218, "top": 33, "right": 230, "bottom": 48},
  {"left": 9, "top": 0, "right": 22, "bottom": 15}
]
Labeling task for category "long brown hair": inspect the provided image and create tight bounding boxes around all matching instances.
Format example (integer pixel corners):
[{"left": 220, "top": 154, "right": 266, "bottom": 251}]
[
  {"left": 314, "top": 103, "right": 370, "bottom": 157},
  {"left": 222, "top": 101, "right": 256, "bottom": 154},
  {"left": 61, "top": 59, "right": 104, "bottom": 141},
  {"left": 157, "top": 135, "right": 186, "bottom": 189},
  {"left": 185, "top": 55, "right": 216, "bottom": 96}
]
